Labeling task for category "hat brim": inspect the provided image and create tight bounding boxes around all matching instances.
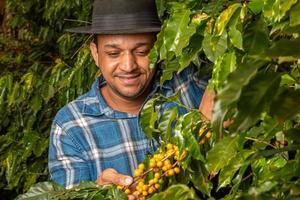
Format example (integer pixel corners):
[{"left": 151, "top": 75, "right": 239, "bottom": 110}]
[{"left": 67, "top": 25, "right": 161, "bottom": 34}]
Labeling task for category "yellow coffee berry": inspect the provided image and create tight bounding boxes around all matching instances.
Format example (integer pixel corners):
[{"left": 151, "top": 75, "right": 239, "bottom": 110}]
[
  {"left": 198, "top": 127, "right": 205, "bottom": 136},
  {"left": 117, "top": 185, "right": 123, "bottom": 190},
  {"left": 166, "top": 143, "right": 173, "bottom": 150},
  {"left": 142, "top": 191, "right": 148, "bottom": 196},
  {"left": 138, "top": 181, "right": 144, "bottom": 187},
  {"left": 206, "top": 131, "right": 212, "bottom": 139},
  {"left": 125, "top": 189, "right": 131, "bottom": 194},
  {"left": 138, "top": 163, "right": 145, "bottom": 170},
  {"left": 154, "top": 184, "right": 160, "bottom": 189},
  {"left": 134, "top": 169, "right": 143, "bottom": 177},
  {"left": 157, "top": 161, "right": 163, "bottom": 167},
  {"left": 167, "top": 169, "right": 175, "bottom": 176},
  {"left": 174, "top": 145, "right": 179, "bottom": 151},
  {"left": 153, "top": 177, "right": 159, "bottom": 183},
  {"left": 149, "top": 160, "right": 156, "bottom": 168},
  {"left": 137, "top": 186, "right": 143, "bottom": 192},
  {"left": 149, "top": 179, "right": 154, "bottom": 185},
  {"left": 148, "top": 187, "right": 154, "bottom": 194},
  {"left": 154, "top": 172, "right": 160, "bottom": 179},
  {"left": 164, "top": 159, "right": 171, "bottom": 165},
  {"left": 174, "top": 167, "right": 180, "bottom": 174},
  {"left": 162, "top": 166, "right": 168, "bottom": 171},
  {"left": 142, "top": 185, "right": 149, "bottom": 191}
]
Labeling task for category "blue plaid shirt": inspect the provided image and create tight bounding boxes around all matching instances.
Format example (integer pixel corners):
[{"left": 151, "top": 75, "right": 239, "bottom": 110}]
[{"left": 48, "top": 67, "right": 206, "bottom": 188}]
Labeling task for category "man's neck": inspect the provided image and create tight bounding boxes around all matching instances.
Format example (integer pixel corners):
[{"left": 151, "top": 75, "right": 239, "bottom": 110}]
[{"left": 100, "top": 86, "right": 150, "bottom": 115}]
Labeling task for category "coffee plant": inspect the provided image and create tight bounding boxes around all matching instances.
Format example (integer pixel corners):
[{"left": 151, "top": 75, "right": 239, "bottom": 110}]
[{"left": 1, "top": 0, "right": 300, "bottom": 199}]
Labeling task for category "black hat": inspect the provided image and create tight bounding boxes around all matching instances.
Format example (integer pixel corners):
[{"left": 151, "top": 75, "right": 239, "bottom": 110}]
[{"left": 68, "top": 0, "right": 161, "bottom": 34}]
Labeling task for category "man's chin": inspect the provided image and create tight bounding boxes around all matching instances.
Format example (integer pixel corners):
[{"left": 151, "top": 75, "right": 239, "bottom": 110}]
[
  {"left": 117, "top": 88, "right": 147, "bottom": 100},
  {"left": 119, "top": 91, "right": 143, "bottom": 100}
]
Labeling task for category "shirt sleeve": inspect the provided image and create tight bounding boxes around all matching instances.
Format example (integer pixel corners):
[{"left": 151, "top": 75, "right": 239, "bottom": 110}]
[{"left": 48, "top": 121, "right": 92, "bottom": 189}]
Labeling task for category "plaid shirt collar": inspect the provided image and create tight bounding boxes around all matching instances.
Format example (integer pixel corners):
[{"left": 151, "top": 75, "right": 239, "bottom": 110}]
[{"left": 81, "top": 72, "right": 171, "bottom": 118}]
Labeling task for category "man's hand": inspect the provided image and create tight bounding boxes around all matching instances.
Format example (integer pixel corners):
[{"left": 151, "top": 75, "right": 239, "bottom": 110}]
[{"left": 96, "top": 168, "right": 136, "bottom": 200}]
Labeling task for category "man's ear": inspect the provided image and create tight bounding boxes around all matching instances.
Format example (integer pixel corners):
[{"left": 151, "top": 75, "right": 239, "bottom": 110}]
[{"left": 90, "top": 42, "right": 99, "bottom": 67}]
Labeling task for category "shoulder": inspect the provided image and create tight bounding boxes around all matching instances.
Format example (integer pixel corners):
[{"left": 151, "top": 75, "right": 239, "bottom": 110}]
[
  {"left": 52, "top": 90, "right": 98, "bottom": 130},
  {"left": 162, "top": 65, "right": 207, "bottom": 94},
  {"left": 158, "top": 65, "right": 208, "bottom": 110}
]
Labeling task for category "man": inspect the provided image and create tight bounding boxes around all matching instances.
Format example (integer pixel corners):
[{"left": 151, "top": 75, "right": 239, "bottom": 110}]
[{"left": 48, "top": 0, "right": 214, "bottom": 196}]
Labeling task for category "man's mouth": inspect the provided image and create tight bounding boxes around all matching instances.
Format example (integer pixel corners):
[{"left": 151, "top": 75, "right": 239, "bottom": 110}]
[{"left": 117, "top": 74, "right": 141, "bottom": 85}]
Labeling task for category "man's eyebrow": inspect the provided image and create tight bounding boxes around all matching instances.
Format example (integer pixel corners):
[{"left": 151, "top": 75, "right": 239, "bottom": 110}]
[
  {"left": 135, "top": 42, "right": 151, "bottom": 47},
  {"left": 104, "top": 44, "right": 121, "bottom": 49},
  {"left": 104, "top": 42, "right": 151, "bottom": 49}
]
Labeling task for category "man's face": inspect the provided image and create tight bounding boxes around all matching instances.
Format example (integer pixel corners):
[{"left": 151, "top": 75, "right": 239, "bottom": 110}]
[{"left": 90, "top": 33, "right": 156, "bottom": 100}]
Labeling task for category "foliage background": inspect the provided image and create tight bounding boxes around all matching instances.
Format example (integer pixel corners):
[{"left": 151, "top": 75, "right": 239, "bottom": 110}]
[
  {"left": 1, "top": 0, "right": 300, "bottom": 199},
  {"left": 0, "top": 0, "right": 95, "bottom": 198}
]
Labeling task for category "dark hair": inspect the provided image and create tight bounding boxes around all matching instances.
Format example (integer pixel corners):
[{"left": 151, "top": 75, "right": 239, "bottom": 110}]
[{"left": 93, "top": 34, "right": 98, "bottom": 46}]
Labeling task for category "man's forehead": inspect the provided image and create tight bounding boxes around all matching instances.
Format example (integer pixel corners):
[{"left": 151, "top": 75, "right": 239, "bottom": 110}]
[{"left": 96, "top": 33, "right": 156, "bottom": 46}]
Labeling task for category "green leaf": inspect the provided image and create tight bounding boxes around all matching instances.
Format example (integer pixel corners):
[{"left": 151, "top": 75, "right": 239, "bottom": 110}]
[
  {"left": 206, "top": 135, "right": 239, "bottom": 174},
  {"left": 21, "top": 72, "right": 34, "bottom": 91},
  {"left": 290, "top": 2, "right": 300, "bottom": 26},
  {"left": 265, "top": 38, "right": 300, "bottom": 58},
  {"left": 270, "top": 88, "right": 300, "bottom": 120},
  {"left": 160, "top": 3, "right": 196, "bottom": 60},
  {"left": 215, "top": 3, "right": 241, "bottom": 36},
  {"left": 233, "top": 72, "right": 281, "bottom": 132},
  {"left": 31, "top": 95, "right": 43, "bottom": 114},
  {"left": 212, "top": 59, "right": 266, "bottom": 139},
  {"left": 160, "top": 59, "right": 180, "bottom": 85},
  {"left": 16, "top": 182, "right": 64, "bottom": 200},
  {"left": 228, "top": 7, "right": 243, "bottom": 50},
  {"left": 149, "top": 45, "right": 159, "bottom": 69},
  {"left": 248, "top": 0, "right": 264, "bottom": 13},
  {"left": 210, "top": 51, "right": 237, "bottom": 92},
  {"left": 229, "top": 25, "right": 243, "bottom": 50},
  {"left": 158, "top": 107, "right": 178, "bottom": 141},
  {"left": 218, "top": 150, "right": 255, "bottom": 190},
  {"left": 155, "top": 0, "right": 166, "bottom": 19},
  {"left": 202, "top": 31, "right": 228, "bottom": 63},
  {"left": 250, "top": 145, "right": 300, "bottom": 160},
  {"left": 140, "top": 95, "right": 161, "bottom": 139},
  {"left": 243, "top": 16, "right": 269, "bottom": 55},
  {"left": 247, "top": 181, "right": 278, "bottom": 197},
  {"left": 284, "top": 128, "right": 300, "bottom": 143},
  {"left": 278, "top": 0, "right": 298, "bottom": 22},
  {"left": 148, "top": 184, "right": 198, "bottom": 200},
  {"left": 174, "top": 111, "right": 205, "bottom": 164},
  {"left": 102, "top": 185, "right": 127, "bottom": 200},
  {"left": 189, "top": 160, "right": 212, "bottom": 196},
  {"left": 7, "top": 82, "right": 21, "bottom": 106},
  {"left": 178, "top": 33, "right": 204, "bottom": 73}
]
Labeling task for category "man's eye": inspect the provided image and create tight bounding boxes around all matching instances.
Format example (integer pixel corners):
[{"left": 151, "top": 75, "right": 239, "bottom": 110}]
[
  {"left": 107, "top": 52, "right": 120, "bottom": 57},
  {"left": 135, "top": 50, "right": 148, "bottom": 56}
]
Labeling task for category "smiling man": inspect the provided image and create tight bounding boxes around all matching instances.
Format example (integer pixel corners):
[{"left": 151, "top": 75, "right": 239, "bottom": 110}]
[
  {"left": 90, "top": 34, "right": 157, "bottom": 114},
  {"left": 48, "top": 0, "right": 211, "bottom": 199}
]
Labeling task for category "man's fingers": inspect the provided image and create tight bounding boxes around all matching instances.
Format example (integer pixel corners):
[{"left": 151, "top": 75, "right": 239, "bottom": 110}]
[
  {"left": 113, "top": 173, "right": 133, "bottom": 186},
  {"left": 128, "top": 194, "right": 136, "bottom": 200},
  {"left": 96, "top": 168, "right": 133, "bottom": 186}
]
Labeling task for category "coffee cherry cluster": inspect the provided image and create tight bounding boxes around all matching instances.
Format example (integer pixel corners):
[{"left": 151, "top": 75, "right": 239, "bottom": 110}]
[
  {"left": 198, "top": 126, "right": 212, "bottom": 145},
  {"left": 119, "top": 143, "right": 186, "bottom": 199}
]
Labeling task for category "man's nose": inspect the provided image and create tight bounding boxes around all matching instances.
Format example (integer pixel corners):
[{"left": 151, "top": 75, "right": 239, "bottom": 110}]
[{"left": 120, "top": 52, "right": 137, "bottom": 72}]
